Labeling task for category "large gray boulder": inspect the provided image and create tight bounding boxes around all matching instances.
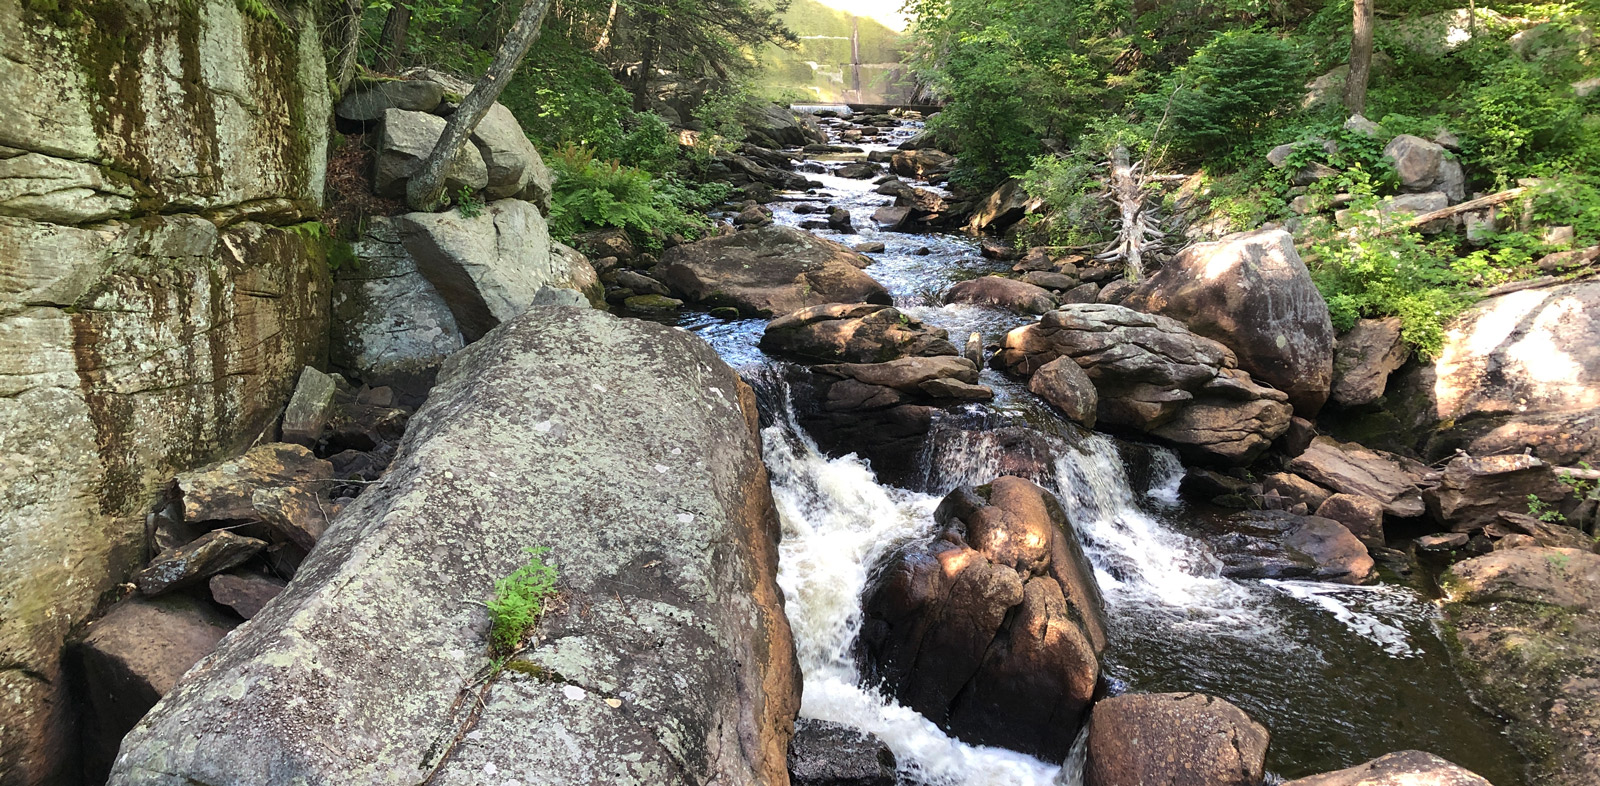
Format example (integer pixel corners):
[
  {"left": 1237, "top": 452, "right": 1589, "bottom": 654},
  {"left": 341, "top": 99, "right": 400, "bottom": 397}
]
[
  {"left": 110, "top": 307, "right": 801, "bottom": 785},
  {"left": 860, "top": 477, "right": 1106, "bottom": 760},
  {"left": 1384, "top": 134, "right": 1465, "bottom": 202},
  {"left": 1085, "top": 693, "right": 1270, "bottom": 786},
  {"left": 659, "top": 225, "right": 890, "bottom": 316},
  {"left": 472, "top": 103, "right": 552, "bottom": 206},
  {"left": 331, "top": 216, "right": 467, "bottom": 389},
  {"left": 995, "top": 304, "right": 1292, "bottom": 463},
  {"left": 1123, "top": 228, "right": 1335, "bottom": 416},
  {"left": 374, "top": 108, "right": 490, "bottom": 199}
]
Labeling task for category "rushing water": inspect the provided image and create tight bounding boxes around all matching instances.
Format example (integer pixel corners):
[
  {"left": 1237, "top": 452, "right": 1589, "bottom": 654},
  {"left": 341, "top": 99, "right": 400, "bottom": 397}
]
[{"left": 665, "top": 116, "right": 1526, "bottom": 784}]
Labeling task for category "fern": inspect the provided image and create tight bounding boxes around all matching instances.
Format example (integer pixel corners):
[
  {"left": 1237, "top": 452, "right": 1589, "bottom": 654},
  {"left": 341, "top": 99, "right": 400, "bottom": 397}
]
[{"left": 487, "top": 547, "right": 558, "bottom": 656}]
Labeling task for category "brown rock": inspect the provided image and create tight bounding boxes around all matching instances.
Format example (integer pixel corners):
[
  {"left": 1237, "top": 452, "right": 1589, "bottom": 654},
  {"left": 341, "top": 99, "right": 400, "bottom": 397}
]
[
  {"left": 136, "top": 531, "right": 268, "bottom": 596},
  {"left": 1020, "top": 271, "right": 1077, "bottom": 290},
  {"left": 1289, "top": 436, "right": 1429, "bottom": 517},
  {"left": 1316, "top": 494, "right": 1387, "bottom": 546},
  {"left": 1263, "top": 472, "right": 1334, "bottom": 509},
  {"left": 1085, "top": 692, "right": 1269, "bottom": 786},
  {"left": 890, "top": 149, "right": 955, "bottom": 180},
  {"left": 208, "top": 572, "right": 288, "bottom": 620},
  {"left": 1445, "top": 547, "right": 1600, "bottom": 610},
  {"left": 1427, "top": 453, "right": 1567, "bottom": 533},
  {"left": 814, "top": 356, "right": 980, "bottom": 393},
  {"left": 175, "top": 443, "right": 334, "bottom": 524},
  {"left": 944, "top": 276, "right": 1059, "bottom": 315},
  {"left": 1029, "top": 357, "right": 1098, "bottom": 427},
  {"left": 1331, "top": 318, "right": 1409, "bottom": 407},
  {"left": 761, "top": 303, "right": 957, "bottom": 363},
  {"left": 658, "top": 226, "right": 889, "bottom": 316},
  {"left": 1282, "top": 750, "right": 1492, "bottom": 786}
]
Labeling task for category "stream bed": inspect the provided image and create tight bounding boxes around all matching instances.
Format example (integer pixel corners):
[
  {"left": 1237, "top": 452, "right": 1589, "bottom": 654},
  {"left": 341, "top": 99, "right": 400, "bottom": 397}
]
[{"left": 649, "top": 117, "right": 1526, "bottom": 785}]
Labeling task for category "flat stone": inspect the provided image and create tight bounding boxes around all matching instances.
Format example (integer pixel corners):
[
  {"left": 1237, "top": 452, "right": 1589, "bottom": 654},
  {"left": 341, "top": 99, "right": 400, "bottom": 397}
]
[
  {"left": 208, "top": 572, "right": 287, "bottom": 620},
  {"left": 136, "top": 531, "right": 268, "bottom": 596},
  {"left": 281, "top": 366, "right": 337, "bottom": 447}
]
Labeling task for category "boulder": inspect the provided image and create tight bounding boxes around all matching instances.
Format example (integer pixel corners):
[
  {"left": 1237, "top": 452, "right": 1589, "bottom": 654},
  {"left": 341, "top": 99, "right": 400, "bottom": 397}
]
[
  {"left": 739, "top": 102, "right": 827, "bottom": 147},
  {"left": 396, "top": 199, "right": 572, "bottom": 341},
  {"left": 623, "top": 293, "right": 683, "bottom": 312},
  {"left": 280, "top": 366, "right": 337, "bottom": 447},
  {"left": 1021, "top": 271, "right": 1077, "bottom": 290},
  {"left": 1282, "top": 751, "right": 1493, "bottom": 786},
  {"left": 1446, "top": 547, "right": 1600, "bottom": 610},
  {"left": 859, "top": 477, "right": 1106, "bottom": 760},
  {"left": 761, "top": 303, "right": 957, "bottom": 363},
  {"left": 1427, "top": 453, "right": 1567, "bottom": 533},
  {"left": 1315, "top": 493, "right": 1387, "bottom": 546},
  {"left": 68, "top": 595, "right": 237, "bottom": 785},
  {"left": 658, "top": 226, "right": 889, "bottom": 317},
  {"left": 787, "top": 720, "right": 896, "bottom": 786},
  {"left": 1330, "top": 317, "right": 1408, "bottom": 407},
  {"left": 330, "top": 216, "right": 467, "bottom": 391},
  {"left": 944, "top": 276, "right": 1059, "bottom": 315},
  {"left": 995, "top": 305, "right": 1292, "bottom": 463},
  {"left": 814, "top": 355, "right": 980, "bottom": 394},
  {"left": 1123, "top": 228, "right": 1335, "bottom": 415},
  {"left": 966, "top": 178, "right": 1031, "bottom": 233},
  {"left": 1216, "top": 511, "right": 1375, "bottom": 584},
  {"left": 110, "top": 307, "right": 801, "bottom": 786},
  {"left": 1382, "top": 134, "right": 1460, "bottom": 198},
  {"left": 335, "top": 79, "right": 445, "bottom": 122},
  {"left": 471, "top": 103, "right": 552, "bottom": 206},
  {"left": 373, "top": 108, "right": 489, "bottom": 199},
  {"left": 1488, "top": 511, "right": 1595, "bottom": 551},
  {"left": 613, "top": 269, "right": 671, "bottom": 297},
  {"left": 174, "top": 443, "right": 334, "bottom": 525},
  {"left": 135, "top": 530, "right": 268, "bottom": 596},
  {"left": 890, "top": 149, "right": 955, "bottom": 180},
  {"left": 208, "top": 572, "right": 287, "bottom": 620},
  {"left": 1085, "top": 693, "right": 1270, "bottom": 786},
  {"left": 1029, "top": 357, "right": 1098, "bottom": 428},
  {"left": 836, "top": 162, "right": 879, "bottom": 179},
  {"left": 575, "top": 227, "right": 636, "bottom": 263},
  {"left": 550, "top": 242, "right": 605, "bottom": 307},
  {"left": 1289, "top": 436, "right": 1429, "bottom": 517}
]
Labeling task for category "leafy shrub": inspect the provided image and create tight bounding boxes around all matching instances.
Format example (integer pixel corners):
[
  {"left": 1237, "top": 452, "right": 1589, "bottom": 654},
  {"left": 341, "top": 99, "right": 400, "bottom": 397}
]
[
  {"left": 1460, "top": 59, "right": 1593, "bottom": 186},
  {"left": 1019, "top": 153, "right": 1107, "bottom": 247},
  {"left": 487, "top": 547, "right": 558, "bottom": 656},
  {"left": 1147, "top": 30, "right": 1310, "bottom": 157},
  {"left": 545, "top": 145, "right": 712, "bottom": 248}
]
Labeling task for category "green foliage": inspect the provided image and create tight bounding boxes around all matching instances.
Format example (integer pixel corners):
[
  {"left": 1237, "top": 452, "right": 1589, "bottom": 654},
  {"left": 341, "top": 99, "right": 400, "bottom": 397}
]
[
  {"left": 487, "top": 547, "right": 558, "bottom": 656},
  {"left": 1558, "top": 462, "right": 1600, "bottom": 504},
  {"left": 546, "top": 145, "right": 714, "bottom": 248},
  {"left": 456, "top": 187, "right": 484, "bottom": 218},
  {"left": 691, "top": 86, "right": 752, "bottom": 160},
  {"left": 1145, "top": 29, "right": 1309, "bottom": 157},
  {"left": 1459, "top": 58, "right": 1595, "bottom": 187},
  {"left": 1019, "top": 153, "right": 1107, "bottom": 246},
  {"left": 1532, "top": 176, "right": 1600, "bottom": 246}
]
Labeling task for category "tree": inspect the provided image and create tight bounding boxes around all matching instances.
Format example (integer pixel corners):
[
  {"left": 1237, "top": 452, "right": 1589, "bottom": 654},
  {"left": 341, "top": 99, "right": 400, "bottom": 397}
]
[
  {"left": 1344, "top": 0, "right": 1373, "bottom": 114},
  {"left": 609, "top": 0, "right": 796, "bottom": 112},
  {"left": 406, "top": 0, "right": 555, "bottom": 210},
  {"left": 377, "top": 0, "right": 412, "bottom": 73}
]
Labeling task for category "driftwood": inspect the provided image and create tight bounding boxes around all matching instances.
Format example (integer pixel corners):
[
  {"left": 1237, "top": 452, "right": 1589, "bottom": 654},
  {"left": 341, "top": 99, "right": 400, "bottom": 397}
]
[
  {"left": 1095, "top": 146, "right": 1169, "bottom": 281},
  {"left": 1394, "top": 187, "right": 1528, "bottom": 231}
]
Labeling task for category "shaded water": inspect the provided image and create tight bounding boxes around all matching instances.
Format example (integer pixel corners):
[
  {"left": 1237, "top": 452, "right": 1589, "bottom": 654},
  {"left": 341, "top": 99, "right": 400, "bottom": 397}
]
[{"left": 662, "top": 118, "right": 1526, "bottom": 784}]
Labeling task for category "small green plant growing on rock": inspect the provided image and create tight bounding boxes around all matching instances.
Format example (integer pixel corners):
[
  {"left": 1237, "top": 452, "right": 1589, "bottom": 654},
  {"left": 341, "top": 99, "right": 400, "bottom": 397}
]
[
  {"left": 456, "top": 187, "right": 484, "bottom": 219},
  {"left": 487, "top": 547, "right": 557, "bottom": 656},
  {"left": 1526, "top": 494, "right": 1565, "bottom": 524}
]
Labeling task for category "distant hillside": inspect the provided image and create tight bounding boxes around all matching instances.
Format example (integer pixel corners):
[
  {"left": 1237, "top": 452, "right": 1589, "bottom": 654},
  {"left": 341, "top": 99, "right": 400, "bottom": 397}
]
[{"left": 755, "top": 0, "right": 918, "bottom": 104}]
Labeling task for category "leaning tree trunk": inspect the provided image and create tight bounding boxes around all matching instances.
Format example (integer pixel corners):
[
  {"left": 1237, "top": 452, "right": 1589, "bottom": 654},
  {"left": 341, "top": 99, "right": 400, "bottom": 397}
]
[
  {"left": 405, "top": 0, "right": 555, "bottom": 211},
  {"left": 1344, "top": 0, "right": 1374, "bottom": 115},
  {"left": 377, "top": 1, "right": 411, "bottom": 74}
]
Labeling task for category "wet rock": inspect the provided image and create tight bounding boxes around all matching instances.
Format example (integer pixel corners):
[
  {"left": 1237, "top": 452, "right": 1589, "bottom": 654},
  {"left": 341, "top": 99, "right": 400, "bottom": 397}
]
[
  {"left": 788, "top": 719, "right": 896, "bottom": 786},
  {"left": 281, "top": 366, "right": 337, "bottom": 447},
  {"left": 734, "top": 205, "right": 774, "bottom": 226},
  {"left": 1085, "top": 692, "right": 1269, "bottom": 786},
  {"left": 1217, "top": 511, "right": 1375, "bottom": 584},
  {"left": 1283, "top": 750, "right": 1493, "bottom": 786},
  {"left": 762, "top": 304, "right": 957, "bottom": 363},
  {"left": 1021, "top": 271, "right": 1077, "bottom": 290},
  {"left": 111, "top": 307, "right": 801, "bottom": 786},
  {"left": 828, "top": 206, "right": 855, "bottom": 232},
  {"left": 373, "top": 108, "right": 488, "bottom": 199},
  {"left": 1447, "top": 547, "right": 1600, "bottom": 609},
  {"left": 944, "top": 276, "right": 1059, "bottom": 315},
  {"left": 853, "top": 242, "right": 886, "bottom": 253},
  {"left": 68, "top": 595, "right": 236, "bottom": 785},
  {"left": 872, "top": 205, "right": 913, "bottom": 231},
  {"left": 836, "top": 162, "right": 880, "bottom": 179},
  {"left": 978, "top": 238, "right": 1020, "bottom": 261},
  {"left": 964, "top": 332, "right": 984, "bottom": 368},
  {"left": 875, "top": 178, "right": 917, "bottom": 199},
  {"left": 1427, "top": 453, "right": 1567, "bottom": 533},
  {"left": 208, "top": 572, "right": 287, "bottom": 620},
  {"left": 995, "top": 305, "right": 1292, "bottom": 463},
  {"left": 1123, "top": 228, "right": 1334, "bottom": 415},
  {"left": 623, "top": 293, "right": 683, "bottom": 312},
  {"left": 658, "top": 226, "right": 889, "bottom": 317},
  {"left": 1029, "top": 357, "right": 1098, "bottom": 428},
  {"left": 1288, "top": 436, "right": 1430, "bottom": 517},
  {"left": 860, "top": 477, "right": 1106, "bottom": 760},
  {"left": 1263, "top": 472, "right": 1334, "bottom": 510},
  {"left": 890, "top": 149, "right": 955, "bottom": 180},
  {"left": 136, "top": 531, "right": 268, "bottom": 596},
  {"left": 175, "top": 443, "right": 334, "bottom": 525},
  {"left": 1331, "top": 317, "right": 1408, "bottom": 407},
  {"left": 1315, "top": 493, "right": 1386, "bottom": 546}
]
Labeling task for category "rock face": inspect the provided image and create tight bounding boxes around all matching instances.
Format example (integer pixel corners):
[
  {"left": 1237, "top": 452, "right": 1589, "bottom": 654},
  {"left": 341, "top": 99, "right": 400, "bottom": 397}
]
[
  {"left": 1085, "top": 693, "right": 1270, "bottom": 786},
  {"left": 787, "top": 720, "right": 897, "bottom": 786},
  {"left": 67, "top": 595, "right": 238, "bottom": 785},
  {"left": 859, "top": 477, "right": 1106, "bottom": 760},
  {"left": 1427, "top": 453, "right": 1567, "bottom": 533},
  {"left": 111, "top": 307, "right": 801, "bottom": 785},
  {"left": 995, "top": 304, "right": 1293, "bottom": 463},
  {"left": 761, "top": 303, "right": 958, "bottom": 363},
  {"left": 1123, "top": 228, "right": 1335, "bottom": 415},
  {"left": 1330, "top": 317, "right": 1409, "bottom": 407},
  {"left": 659, "top": 226, "right": 890, "bottom": 316},
  {"left": 1289, "top": 437, "right": 1430, "bottom": 517},
  {"left": 1392, "top": 281, "right": 1600, "bottom": 465},
  {"left": 945, "top": 276, "right": 1059, "bottom": 315},
  {"left": 1282, "top": 751, "right": 1493, "bottom": 786}
]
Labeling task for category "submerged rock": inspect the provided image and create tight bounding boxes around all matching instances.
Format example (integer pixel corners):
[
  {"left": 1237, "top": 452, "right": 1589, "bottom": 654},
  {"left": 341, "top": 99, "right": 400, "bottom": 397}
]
[
  {"left": 860, "top": 477, "right": 1106, "bottom": 760},
  {"left": 1085, "top": 692, "right": 1270, "bottom": 786},
  {"left": 659, "top": 226, "right": 889, "bottom": 316},
  {"left": 110, "top": 307, "right": 800, "bottom": 785},
  {"left": 1283, "top": 750, "right": 1493, "bottom": 785}
]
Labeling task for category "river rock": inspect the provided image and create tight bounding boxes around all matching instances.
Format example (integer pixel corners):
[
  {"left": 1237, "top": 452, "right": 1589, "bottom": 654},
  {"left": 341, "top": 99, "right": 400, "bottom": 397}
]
[
  {"left": 208, "top": 572, "right": 287, "bottom": 620},
  {"left": 396, "top": 199, "right": 583, "bottom": 341},
  {"left": 110, "top": 306, "right": 801, "bottom": 785},
  {"left": 1030, "top": 357, "right": 1098, "bottom": 427},
  {"left": 966, "top": 178, "right": 1031, "bottom": 234},
  {"left": 576, "top": 227, "right": 636, "bottom": 263},
  {"left": 373, "top": 108, "right": 489, "bottom": 199},
  {"left": 1444, "top": 547, "right": 1600, "bottom": 785},
  {"left": 1216, "top": 511, "right": 1375, "bottom": 584},
  {"left": 837, "top": 162, "right": 880, "bottom": 179},
  {"left": 1283, "top": 750, "right": 1493, "bottom": 785},
  {"left": 135, "top": 530, "right": 268, "bottom": 596},
  {"left": 1123, "top": 228, "right": 1334, "bottom": 415},
  {"left": 762, "top": 303, "right": 957, "bottom": 363},
  {"left": 1288, "top": 436, "right": 1429, "bottom": 517},
  {"left": 945, "top": 276, "right": 1059, "bottom": 315},
  {"left": 68, "top": 595, "right": 237, "bottom": 785},
  {"left": 1084, "top": 693, "right": 1270, "bottom": 786},
  {"left": 860, "top": 477, "right": 1107, "bottom": 760},
  {"left": 659, "top": 226, "right": 889, "bottom": 316},
  {"left": 814, "top": 355, "right": 981, "bottom": 394},
  {"left": 1330, "top": 317, "right": 1408, "bottom": 407},
  {"left": 995, "top": 305, "right": 1292, "bottom": 463},
  {"left": 1489, "top": 511, "right": 1595, "bottom": 551},
  {"left": 891, "top": 149, "right": 955, "bottom": 180},
  {"left": 1021, "top": 271, "right": 1078, "bottom": 290},
  {"left": 787, "top": 719, "right": 896, "bottom": 786},
  {"left": 1427, "top": 453, "right": 1567, "bottom": 532},
  {"left": 1315, "top": 493, "right": 1386, "bottom": 546},
  {"left": 1263, "top": 472, "right": 1334, "bottom": 510}
]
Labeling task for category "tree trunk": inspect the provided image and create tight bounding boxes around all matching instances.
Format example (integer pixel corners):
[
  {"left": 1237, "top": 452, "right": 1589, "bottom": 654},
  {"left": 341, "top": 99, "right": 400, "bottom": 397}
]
[
  {"left": 1344, "top": 0, "right": 1374, "bottom": 115},
  {"left": 332, "top": 0, "right": 363, "bottom": 98},
  {"left": 631, "top": 17, "right": 658, "bottom": 114},
  {"left": 377, "top": 1, "right": 411, "bottom": 73},
  {"left": 405, "top": 0, "right": 555, "bottom": 211}
]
